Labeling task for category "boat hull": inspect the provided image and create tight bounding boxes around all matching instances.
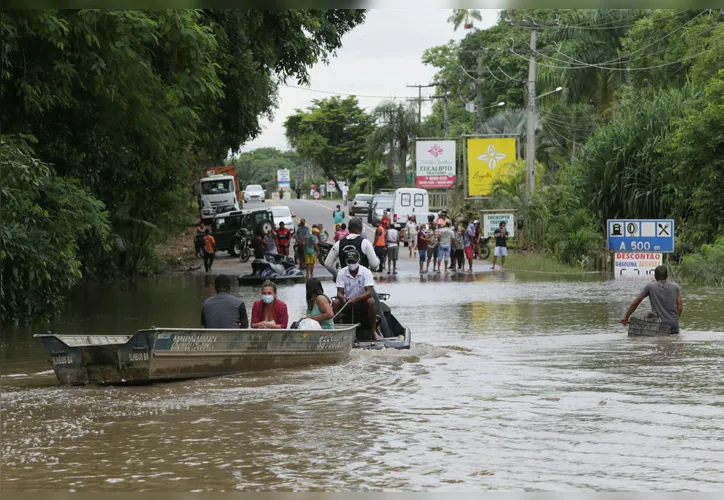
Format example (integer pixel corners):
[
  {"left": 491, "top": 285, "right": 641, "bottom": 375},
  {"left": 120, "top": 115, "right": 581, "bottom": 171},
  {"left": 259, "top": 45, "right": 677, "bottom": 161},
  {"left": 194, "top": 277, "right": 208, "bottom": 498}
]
[{"left": 35, "top": 325, "right": 357, "bottom": 386}]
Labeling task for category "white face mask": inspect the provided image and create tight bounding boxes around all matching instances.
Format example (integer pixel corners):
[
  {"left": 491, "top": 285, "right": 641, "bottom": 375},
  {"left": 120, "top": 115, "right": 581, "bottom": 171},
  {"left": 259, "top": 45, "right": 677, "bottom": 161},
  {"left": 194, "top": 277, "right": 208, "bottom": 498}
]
[{"left": 347, "top": 263, "right": 359, "bottom": 271}]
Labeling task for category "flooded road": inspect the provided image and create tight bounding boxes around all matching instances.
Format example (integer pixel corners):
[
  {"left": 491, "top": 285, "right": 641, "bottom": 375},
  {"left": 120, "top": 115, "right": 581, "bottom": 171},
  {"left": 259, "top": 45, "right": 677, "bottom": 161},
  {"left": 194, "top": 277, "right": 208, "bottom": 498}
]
[{"left": 2, "top": 272, "right": 724, "bottom": 491}]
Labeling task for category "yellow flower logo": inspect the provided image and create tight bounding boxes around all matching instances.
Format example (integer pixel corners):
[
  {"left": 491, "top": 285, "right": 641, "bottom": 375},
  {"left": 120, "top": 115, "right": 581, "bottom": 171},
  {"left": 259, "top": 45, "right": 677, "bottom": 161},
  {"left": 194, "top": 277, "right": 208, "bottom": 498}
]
[{"left": 477, "top": 144, "right": 507, "bottom": 171}]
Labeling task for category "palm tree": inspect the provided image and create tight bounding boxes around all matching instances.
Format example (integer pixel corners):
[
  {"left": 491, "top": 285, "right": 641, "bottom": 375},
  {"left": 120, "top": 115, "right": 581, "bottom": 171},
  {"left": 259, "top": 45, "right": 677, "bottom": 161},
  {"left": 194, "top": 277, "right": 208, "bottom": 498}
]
[
  {"left": 480, "top": 108, "right": 533, "bottom": 159},
  {"left": 447, "top": 9, "right": 483, "bottom": 31},
  {"left": 368, "top": 101, "right": 421, "bottom": 186},
  {"left": 355, "top": 160, "right": 388, "bottom": 194}
]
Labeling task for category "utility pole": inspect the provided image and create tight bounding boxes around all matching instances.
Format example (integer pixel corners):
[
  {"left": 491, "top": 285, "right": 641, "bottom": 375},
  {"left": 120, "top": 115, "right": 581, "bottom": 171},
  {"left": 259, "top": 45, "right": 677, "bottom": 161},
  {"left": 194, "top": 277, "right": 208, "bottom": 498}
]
[
  {"left": 407, "top": 83, "right": 435, "bottom": 128},
  {"left": 476, "top": 55, "right": 484, "bottom": 133},
  {"left": 526, "top": 28, "right": 537, "bottom": 193},
  {"left": 432, "top": 91, "right": 450, "bottom": 137},
  {"left": 506, "top": 16, "right": 558, "bottom": 193}
]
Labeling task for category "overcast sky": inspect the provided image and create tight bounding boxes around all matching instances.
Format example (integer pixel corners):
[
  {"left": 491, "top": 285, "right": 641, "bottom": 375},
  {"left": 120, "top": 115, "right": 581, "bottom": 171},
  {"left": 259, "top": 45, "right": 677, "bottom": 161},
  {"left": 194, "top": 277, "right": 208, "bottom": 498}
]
[{"left": 240, "top": 8, "right": 500, "bottom": 152}]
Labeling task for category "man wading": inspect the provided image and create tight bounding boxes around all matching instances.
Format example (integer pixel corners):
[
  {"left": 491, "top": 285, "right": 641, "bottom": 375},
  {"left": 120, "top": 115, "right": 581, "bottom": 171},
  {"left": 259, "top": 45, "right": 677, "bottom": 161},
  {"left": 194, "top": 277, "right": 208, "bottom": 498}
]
[{"left": 621, "top": 265, "right": 683, "bottom": 334}]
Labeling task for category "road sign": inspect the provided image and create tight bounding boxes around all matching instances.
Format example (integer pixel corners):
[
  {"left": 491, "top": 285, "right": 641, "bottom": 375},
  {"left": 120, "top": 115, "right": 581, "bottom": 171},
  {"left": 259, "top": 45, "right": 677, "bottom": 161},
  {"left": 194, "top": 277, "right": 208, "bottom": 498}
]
[
  {"left": 277, "top": 169, "right": 290, "bottom": 182},
  {"left": 607, "top": 219, "right": 674, "bottom": 253},
  {"left": 614, "top": 252, "right": 663, "bottom": 279}
]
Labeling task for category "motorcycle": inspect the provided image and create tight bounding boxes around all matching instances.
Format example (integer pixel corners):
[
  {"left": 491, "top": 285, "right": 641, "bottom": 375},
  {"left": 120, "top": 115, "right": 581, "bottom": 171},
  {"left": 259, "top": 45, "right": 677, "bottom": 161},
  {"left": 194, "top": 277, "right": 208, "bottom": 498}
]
[
  {"left": 234, "top": 228, "right": 252, "bottom": 263},
  {"left": 237, "top": 253, "right": 304, "bottom": 286},
  {"left": 476, "top": 237, "right": 491, "bottom": 260}
]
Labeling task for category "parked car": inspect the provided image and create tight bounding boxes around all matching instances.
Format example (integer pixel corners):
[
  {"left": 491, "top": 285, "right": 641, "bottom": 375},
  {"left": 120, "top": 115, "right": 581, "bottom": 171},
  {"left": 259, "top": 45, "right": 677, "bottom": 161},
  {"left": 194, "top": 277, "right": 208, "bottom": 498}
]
[
  {"left": 212, "top": 208, "right": 274, "bottom": 256},
  {"left": 244, "top": 184, "right": 265, "bottom": 202},
  {"left": 390, "top": 188, "right": 431, "bottom": 230},
  {"left": 367, "top": 194, "right": 393, "bottom": 224},
  {"left": 349, "top": 194, "right": 374, "bottom": 216},
  {"left": 269, "top": 206, "right": 295, "bottom": 235}
]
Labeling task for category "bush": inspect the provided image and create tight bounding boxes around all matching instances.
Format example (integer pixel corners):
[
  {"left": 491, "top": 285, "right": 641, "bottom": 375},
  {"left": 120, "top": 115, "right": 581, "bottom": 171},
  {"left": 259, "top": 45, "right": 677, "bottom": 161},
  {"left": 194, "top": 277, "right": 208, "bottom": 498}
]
[
  {"left": 672, "top": 237, "right": 724, "bottom": 286},
  {"left": 1, "top": 136, "right": 110, "bottom": 323}
]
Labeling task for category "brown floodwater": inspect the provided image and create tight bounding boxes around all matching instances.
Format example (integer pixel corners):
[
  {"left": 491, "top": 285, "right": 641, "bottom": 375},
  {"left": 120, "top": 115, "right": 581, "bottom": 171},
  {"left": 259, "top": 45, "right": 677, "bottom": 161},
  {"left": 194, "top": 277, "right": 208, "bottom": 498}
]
[{"left": 2, "top": 271, "right": 723, "bottom": 491}]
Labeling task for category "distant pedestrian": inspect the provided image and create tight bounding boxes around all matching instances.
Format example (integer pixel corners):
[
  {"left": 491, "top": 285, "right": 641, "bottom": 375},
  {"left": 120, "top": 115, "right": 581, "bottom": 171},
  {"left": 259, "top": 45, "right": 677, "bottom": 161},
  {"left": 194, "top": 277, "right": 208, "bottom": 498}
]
[
  {"left": 202, "top": 228, "right": 216, "bottom": 273},
  {"left": 386, "top": 225, "right": 399, "bottom": 275},
  {"left": 295, "top": 218, "right": 310, "bottom": 265},
  {"left": 320, "top": 183, "right": 326, "bottom": 198},
  {"left": 491, "top": 221, "right": 509, "bottom": 271},
  {"left": 464, "top": 219, "right": 475, "bottom": 272},
  {"left": 450, "top": 223, "right": 463, "bottom": 271},
  {"left": 276, "top": 222, "right": 291, "bottom": 256},
  {"left": 436, "top": 221, "right": 453, "bottom": 274},
  {"left": 621, "top": 265, "right": 683, "bottom": 333},
  {"left": 374, "top": 221, "right": 387, "bottom": 273},
  {"left": 341, "top": 184, "right": 349, "bottom": 206},
  {"left": 381, "top": 209, "right": 391, "bottom": 229},
  {"left": 305, "top": 229, "right": 319, "bottom": 279},
  {"left": 406, "top": 215, "right": 418, "bottom": 258},
  {"left": 473, "top": 220, "right": 482, "bottom": 259},
  {"left": 296, "top": 187, "right": 301, "bottom": 199},
  {"left": 334, "top": 223, "right": 349, "bottom": 242},
  {"left": 333, "top": 204, "right": 344, "bottom": 226},
  {"left": 263, "top": 226, "right": 278, "bottom": 255},
  {"left": 417, "top": 224, "right": 429, "bottom": 274},
  {"left": 426, "top": 225, "right": 439, "bottom": 273}
]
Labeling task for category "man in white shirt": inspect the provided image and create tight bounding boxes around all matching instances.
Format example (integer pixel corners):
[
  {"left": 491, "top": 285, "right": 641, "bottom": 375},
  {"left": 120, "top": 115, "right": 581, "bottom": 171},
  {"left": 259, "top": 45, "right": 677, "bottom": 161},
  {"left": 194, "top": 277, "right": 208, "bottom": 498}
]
[
  {"left": 385, "top": 226, "right": 399, "bottom": 275},
  {"left": 333, "top": 248, "right": 381, "bottom": 340},
  {"left": 324, "top": 217, "right": 379, "bottom": 277},
  {"left": 341, "top": 184, "right": 349, "bottom": 206}
]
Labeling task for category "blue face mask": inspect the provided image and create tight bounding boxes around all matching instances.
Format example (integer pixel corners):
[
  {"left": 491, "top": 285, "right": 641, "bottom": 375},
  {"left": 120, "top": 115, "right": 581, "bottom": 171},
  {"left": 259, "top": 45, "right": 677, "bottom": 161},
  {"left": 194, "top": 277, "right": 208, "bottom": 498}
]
[{"left": 262, "top": 295, "right": 274, "bottom": 304}]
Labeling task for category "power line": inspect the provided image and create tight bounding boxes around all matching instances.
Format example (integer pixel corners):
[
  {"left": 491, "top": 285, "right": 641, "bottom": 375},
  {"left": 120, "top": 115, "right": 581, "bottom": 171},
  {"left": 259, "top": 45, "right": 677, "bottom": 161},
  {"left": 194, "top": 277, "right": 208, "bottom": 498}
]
[{"left": 282, "top": 84, "right": 417, "bottom": 100}]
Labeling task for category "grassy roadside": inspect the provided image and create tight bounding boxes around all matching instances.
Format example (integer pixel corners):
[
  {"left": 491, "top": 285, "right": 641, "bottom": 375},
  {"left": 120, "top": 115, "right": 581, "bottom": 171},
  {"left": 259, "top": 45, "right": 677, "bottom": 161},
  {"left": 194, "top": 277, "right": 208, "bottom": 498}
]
[{"left": 500, "top": 250, "right": 586, "bottom": 275}]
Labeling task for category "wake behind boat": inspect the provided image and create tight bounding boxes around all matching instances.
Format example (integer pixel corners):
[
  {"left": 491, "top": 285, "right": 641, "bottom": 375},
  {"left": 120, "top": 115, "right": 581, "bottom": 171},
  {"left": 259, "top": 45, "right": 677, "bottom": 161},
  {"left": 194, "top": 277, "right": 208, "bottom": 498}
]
[{"left": 35, "top": 325, "right": 357, "bottom": 386}]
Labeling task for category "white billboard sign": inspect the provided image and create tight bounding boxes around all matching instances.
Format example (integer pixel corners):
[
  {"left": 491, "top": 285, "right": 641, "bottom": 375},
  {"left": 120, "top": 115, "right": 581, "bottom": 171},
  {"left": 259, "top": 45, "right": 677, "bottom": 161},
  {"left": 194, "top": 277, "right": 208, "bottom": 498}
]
[
  {"left": 614, "top": 252, "right": 662, "bottom": 279},
  {"left": 277, "top": 169, "right": 290, "bottom": 182},
  {"left": 483, "top": 213, "right": 515, "bottom": 239},
  {"left": 416, "top": 140, "right": 456, "bottom": 189}
]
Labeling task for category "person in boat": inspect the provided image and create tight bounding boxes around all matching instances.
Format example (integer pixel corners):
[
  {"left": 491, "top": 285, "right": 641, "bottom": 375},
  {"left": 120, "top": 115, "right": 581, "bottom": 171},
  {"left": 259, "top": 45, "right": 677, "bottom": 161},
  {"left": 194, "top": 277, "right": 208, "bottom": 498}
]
[
  {"left": 201, "top": 274, "right": 249, "bottom": 329},
  {"left": 251, "top": 281, "right": 289, "bottom": 329},
  {"left": 276, "top": 221, "right": 291, "bottom": 256},
  {"left": 620, "top": 265, "right": 683, "bottom": 334},
  {"left": 332, "top": 248, "right": 381, "bottom": 340},
  {"left": 304, "top": 277, "right": 334, "bottom": 329},
  {"left": 323, "top": 217, "right": 380, "bottom": 277}
]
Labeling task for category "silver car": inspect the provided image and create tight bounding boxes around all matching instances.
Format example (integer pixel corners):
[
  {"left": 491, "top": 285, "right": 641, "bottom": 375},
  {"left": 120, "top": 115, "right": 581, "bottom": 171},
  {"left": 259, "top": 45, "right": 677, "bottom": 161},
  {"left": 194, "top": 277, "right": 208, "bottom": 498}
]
[
  {"left": 349, "top": 194, "right": 373, "bottom": 216},
  {"left": 244, "top": 184, "right": 265, "bottom": 202},
  {"left": 269, "top": 206, "right": 295, "bottom": 235}
]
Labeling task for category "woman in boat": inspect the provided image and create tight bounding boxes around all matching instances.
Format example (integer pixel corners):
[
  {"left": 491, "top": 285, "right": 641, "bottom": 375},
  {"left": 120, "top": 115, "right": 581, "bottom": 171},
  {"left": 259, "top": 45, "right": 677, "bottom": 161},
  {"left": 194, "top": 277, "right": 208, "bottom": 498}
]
[
  {"left": 251, "top": 281, "right": 289, "bottom": 329},
  {"left": 304, "top": 278, "right": 334, "bottom": 329}
]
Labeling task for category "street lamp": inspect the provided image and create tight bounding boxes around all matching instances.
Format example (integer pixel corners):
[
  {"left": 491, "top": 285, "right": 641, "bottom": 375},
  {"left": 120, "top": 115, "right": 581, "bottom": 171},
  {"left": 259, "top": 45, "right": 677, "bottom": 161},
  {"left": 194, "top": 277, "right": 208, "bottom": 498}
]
[{"left": 536, "top": 86, "right": 564, "bottom": 100}]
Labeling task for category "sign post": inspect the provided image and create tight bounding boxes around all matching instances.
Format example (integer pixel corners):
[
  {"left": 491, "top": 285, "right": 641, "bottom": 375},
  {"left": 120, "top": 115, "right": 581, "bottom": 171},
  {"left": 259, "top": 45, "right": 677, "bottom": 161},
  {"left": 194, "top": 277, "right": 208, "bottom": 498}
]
[
  {"left": 277, "top": 169, "right": 290, "bottom": 192},
  {"left": 482, "top": 211, "right": 515, "bottom": 239},
  {"left": 415, "top": 139, "right": 456, "bottom": 189},
  {"left": 607, "top": 219, "right": 675, "bottom": 253}
]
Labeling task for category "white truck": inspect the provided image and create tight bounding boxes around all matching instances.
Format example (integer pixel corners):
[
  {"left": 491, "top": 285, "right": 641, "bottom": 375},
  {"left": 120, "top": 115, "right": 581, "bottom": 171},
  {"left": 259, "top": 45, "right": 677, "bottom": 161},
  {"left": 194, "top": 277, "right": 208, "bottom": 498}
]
[{"left": 199, "top": 174, "right": 241, "bottom": 223}]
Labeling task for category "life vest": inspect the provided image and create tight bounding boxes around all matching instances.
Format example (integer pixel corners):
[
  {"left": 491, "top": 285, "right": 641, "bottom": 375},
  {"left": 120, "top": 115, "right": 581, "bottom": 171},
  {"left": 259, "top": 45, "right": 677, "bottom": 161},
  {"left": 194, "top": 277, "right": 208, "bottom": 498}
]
[
  {"left": 375, "top": 226, "right": 386, "bottom": 247},
  {"left": 338, "top": 235, "right": 369, "bottom": 269}
]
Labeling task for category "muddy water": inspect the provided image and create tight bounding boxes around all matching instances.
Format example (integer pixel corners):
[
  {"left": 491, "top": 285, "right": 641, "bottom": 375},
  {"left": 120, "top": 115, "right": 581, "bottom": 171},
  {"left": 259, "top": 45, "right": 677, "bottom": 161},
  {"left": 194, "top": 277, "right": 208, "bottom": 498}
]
[{"left": 2, "top": 272, "right": 724, "bottom": 491}]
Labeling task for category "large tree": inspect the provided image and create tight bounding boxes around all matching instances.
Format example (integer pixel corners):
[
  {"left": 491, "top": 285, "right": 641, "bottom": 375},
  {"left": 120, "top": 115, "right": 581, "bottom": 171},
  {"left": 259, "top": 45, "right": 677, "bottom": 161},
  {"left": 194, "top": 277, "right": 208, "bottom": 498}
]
[{"left": 284, "top": 96, "right": 374, "bottom": 186}]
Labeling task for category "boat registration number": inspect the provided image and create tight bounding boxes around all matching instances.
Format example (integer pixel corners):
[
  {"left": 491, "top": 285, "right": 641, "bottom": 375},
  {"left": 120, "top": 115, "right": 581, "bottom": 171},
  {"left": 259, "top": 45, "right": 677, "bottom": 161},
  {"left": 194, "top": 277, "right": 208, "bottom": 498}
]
[
  {"left": 128, "top": 352, "right": 149, "bottom": 362},
  {"left": 53, "top": 355, "right": 73, "bottom": 365},
  {"left": 316, "top": 336, "right": 345, "bottom": 350}
]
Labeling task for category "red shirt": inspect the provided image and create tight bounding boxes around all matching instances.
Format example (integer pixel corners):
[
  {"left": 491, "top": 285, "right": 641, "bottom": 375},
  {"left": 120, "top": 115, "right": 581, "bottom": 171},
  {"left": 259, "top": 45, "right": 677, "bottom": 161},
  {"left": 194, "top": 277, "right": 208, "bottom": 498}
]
[
  {"left": 251, "top": 299, "right": 289, "bottom": 328},
  {"left": 381, "top": 216, "right": 391, "bottom": 228},
  {"left": 276, "top": 228, "right": 291, "bottom": 247}
]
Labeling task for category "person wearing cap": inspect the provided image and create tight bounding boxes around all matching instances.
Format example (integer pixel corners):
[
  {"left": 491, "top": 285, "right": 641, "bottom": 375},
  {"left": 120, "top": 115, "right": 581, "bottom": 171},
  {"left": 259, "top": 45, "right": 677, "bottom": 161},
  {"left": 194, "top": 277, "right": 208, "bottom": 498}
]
[
  {"left": 201, "top": 274, "right": 249, "bottom": 329},
  {"left": 333, "top": 247, "right": 380, "bottom": 341},
  {"left": 324, "top": 217, "right": 379, "bottom": 277}
]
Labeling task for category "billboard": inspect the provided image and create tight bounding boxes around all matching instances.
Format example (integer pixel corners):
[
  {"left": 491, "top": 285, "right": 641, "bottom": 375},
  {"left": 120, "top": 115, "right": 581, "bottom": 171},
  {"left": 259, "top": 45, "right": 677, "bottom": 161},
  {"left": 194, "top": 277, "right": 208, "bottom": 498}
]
[
  {"left": 416, "top": 140, "right": 456, "bottom": 189},
  {"left": 483, "top": 213, "right": 515, "bottom": 239},
  {"left": 277, "top": 169, "right": 290, "bottom": 182},
  {"left": 466, "top": 137, "right": 517, "bottom": 197},
  {"left": 614, "top": 252, "right": 663, "bottom": 279}
]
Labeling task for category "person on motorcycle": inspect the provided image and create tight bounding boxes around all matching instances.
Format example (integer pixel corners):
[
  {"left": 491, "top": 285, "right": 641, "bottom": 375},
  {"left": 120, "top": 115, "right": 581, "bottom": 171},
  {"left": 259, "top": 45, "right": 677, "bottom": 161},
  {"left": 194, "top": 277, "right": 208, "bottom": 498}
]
[
  {"left": 332, "top": 248, "right": 382, "bottom": 341},
  {"left": 323, "top": 217, "right": 379, "bottom": 277},
  {"left": 276, "top": 222, "right": 291, "bottom": 256}
]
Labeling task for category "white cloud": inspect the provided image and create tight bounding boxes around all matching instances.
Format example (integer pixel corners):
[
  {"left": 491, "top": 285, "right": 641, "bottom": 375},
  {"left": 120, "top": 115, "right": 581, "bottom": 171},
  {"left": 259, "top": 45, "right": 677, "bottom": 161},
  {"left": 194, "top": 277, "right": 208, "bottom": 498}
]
[{"left": 240, "top": 9, "right": 499, "bottom": 152}]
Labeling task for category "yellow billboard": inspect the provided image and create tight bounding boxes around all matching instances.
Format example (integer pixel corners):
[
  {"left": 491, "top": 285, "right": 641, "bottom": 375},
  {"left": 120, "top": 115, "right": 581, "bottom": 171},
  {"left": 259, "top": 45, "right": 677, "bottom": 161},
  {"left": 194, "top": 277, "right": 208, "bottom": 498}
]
[{"left": 467, "top": 138, "right": 517, "bottom": 197}]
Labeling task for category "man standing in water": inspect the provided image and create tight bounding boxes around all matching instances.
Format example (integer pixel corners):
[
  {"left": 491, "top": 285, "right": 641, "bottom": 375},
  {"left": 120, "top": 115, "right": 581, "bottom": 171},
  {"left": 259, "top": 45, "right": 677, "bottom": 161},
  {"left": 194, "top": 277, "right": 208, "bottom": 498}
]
[
  {"left": 201, "top": 274, "right": 249, "bottom": 328},
  {"left": 491, "top": 221, "right": 509, "bottom": 271},
  {"left": 621, "top": 265, "right": 683, "bottom": 333},
  {"left": 295, "top": 218, "right": 309, "bottom": 265}
]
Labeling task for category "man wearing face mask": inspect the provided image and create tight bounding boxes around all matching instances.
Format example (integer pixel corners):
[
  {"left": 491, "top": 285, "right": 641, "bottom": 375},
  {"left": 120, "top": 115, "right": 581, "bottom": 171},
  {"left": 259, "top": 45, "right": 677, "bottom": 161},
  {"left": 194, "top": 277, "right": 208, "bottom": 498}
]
[
  {"left": 332, "top": 248, "right": 381, "bottom": 341},
  {"left": 324, "top": 217, "right": 379, "bottom": 278}
]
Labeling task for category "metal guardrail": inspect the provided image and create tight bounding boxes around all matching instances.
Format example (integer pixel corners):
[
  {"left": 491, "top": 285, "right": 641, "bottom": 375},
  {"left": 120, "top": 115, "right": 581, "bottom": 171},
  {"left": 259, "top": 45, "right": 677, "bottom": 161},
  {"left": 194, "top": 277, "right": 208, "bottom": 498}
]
[{"left": 429, "top": 192, "right": 448, "bottom": 211}]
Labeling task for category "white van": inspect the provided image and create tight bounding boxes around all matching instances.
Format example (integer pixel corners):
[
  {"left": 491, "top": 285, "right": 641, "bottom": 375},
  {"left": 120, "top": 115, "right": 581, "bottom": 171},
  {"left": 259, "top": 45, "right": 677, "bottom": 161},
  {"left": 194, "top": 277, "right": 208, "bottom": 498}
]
[{"left": 390, "top": 188, "right": 431, "bottom": 230}]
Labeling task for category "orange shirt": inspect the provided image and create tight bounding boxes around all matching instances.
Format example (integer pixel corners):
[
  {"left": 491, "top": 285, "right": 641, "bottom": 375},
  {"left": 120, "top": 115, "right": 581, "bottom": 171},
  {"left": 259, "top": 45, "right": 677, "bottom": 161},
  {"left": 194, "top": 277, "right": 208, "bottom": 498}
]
[{"left": 204, "top": 235, "right": 216, "bottom": 254}]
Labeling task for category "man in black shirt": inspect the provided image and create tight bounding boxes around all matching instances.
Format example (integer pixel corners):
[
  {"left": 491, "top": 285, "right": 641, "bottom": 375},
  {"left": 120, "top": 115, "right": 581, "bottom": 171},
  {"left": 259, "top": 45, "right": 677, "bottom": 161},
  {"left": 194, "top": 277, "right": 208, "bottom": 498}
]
[
  {"left": 491, "top": 221, "right": 509, "bottom": 271},
  {"left": 201, "top": 275, "right": 249, "bottom": 329}
]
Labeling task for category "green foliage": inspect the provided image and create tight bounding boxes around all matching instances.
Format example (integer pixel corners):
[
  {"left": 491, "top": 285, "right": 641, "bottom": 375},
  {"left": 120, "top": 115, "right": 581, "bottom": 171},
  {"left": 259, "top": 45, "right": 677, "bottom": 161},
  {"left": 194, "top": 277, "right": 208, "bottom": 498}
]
[
  {"left": 354, "top": 160, "right": 390, "bottom": 194},
  {"left": 230, "top": 148, "right": 307, "bottom": 193},
  {"left": 672, "top": 237, "right": 724, "bottom": 286},
  {"left": 368, "top": 101, "right": 420, "bottom": 185},
  {"left": 1, "top": 137, "right": 110, "bottom": 324},
  {"left": 284, "top": 96, "right": 374, "bottom": 184}
]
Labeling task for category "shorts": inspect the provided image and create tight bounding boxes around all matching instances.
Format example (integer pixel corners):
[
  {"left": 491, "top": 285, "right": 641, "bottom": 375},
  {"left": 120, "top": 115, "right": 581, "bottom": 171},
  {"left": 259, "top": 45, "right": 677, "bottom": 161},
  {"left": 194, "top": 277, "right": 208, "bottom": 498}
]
[
  {"left": 305, "top": 253, "right": 317, "bottom": 265},
  {"left": 465, "top": 246, "right": 473, "bottom": 260},
  {"left": 419, "top": 248, "right": 427, "bottom": 262},
  {"left": 494, "top": 246, "right": 508, "bottom": 257},
  {"left": 438, "top": 246, "right": 451, "bottom": 260},
  {"left": 387, "top": 245, "right": 399, "bottom": 261}
]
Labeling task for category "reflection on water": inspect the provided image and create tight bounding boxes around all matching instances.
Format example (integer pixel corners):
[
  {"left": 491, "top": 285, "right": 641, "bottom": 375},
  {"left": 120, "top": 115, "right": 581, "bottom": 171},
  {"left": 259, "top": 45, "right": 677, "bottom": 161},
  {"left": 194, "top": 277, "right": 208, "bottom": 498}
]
[{"left": 2, "top": 272, "right": 724, "bottom": 491}]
